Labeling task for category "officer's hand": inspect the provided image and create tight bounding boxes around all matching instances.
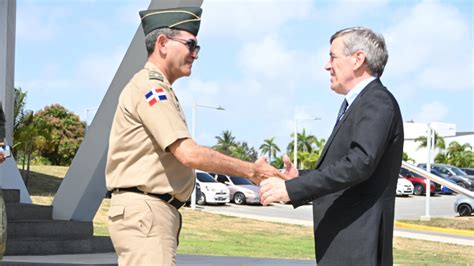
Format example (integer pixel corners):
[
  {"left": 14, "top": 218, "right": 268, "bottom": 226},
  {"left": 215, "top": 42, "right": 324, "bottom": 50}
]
[
  {"left": 281, "top": 154, "right": 298, "bottom": 180},
  {"left": 253, "top": 157, "right": 287, "bottom": 185}
]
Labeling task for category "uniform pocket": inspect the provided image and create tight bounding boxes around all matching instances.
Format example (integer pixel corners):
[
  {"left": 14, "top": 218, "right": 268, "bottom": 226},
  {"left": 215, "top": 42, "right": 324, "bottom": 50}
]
[
  {"left": 108, "top": 205, "right": 125, "bottom": 222},
  {"left": 138, "top": 201, "right": 154, "bottom": 237}
]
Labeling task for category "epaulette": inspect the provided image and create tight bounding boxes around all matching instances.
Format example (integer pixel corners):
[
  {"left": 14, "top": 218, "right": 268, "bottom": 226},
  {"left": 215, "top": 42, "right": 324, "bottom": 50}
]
[{"left": 149, "top": 70, "right": 164, "bottom": 81}]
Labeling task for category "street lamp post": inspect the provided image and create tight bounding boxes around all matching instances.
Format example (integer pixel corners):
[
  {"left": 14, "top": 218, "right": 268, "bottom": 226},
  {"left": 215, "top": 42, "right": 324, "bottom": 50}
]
[
  {"left": 293, "top": 117, "right": 321, "bottom": 168},
  {"left": 191, "top": 103, "right": 225, "bottom": 210},
  {"left": 421, "top": 123, "right": 434, "bottom": 221},
  {"left": 85, "top": 108, "right": 98, "bottom": 133}
]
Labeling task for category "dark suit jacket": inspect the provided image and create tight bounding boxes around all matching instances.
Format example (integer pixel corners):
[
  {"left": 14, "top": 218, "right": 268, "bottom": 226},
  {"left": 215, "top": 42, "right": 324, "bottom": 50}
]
[
  {"left": 0, "top": 102, "right": 5, "bottom": 141},
  {"left": 286, "top": 79, "right": 404, "bottom": 266}
]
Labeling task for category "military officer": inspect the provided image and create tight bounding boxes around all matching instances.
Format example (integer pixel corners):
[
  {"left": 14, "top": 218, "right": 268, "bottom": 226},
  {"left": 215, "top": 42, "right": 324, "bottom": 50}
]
[
  {"left": 0, "top": 102, "right": 7, "bottom": 260},
  {"left": 106, "top": 7, "right": 284, "bottom": 266}
]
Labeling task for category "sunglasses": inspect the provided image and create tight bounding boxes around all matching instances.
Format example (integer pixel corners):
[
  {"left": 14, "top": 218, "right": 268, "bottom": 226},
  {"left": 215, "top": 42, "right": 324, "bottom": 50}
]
[{"left": 167, "top": 37, "right": 200, "bottom": 55}]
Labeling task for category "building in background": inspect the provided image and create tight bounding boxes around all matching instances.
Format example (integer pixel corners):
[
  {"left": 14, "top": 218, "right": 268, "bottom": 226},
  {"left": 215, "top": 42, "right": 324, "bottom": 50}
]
[{"left": 403, "top": 122, "right": 474, "bottom": 164}]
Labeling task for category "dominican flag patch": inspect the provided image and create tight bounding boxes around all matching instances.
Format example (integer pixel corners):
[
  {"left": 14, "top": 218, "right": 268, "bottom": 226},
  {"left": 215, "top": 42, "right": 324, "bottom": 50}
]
[{"left": 145, "top": 88, "right": 167, "bottom": 106}]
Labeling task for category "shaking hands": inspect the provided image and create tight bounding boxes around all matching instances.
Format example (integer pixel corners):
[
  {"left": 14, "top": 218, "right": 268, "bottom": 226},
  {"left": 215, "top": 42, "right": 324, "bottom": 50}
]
[{"left": 260, "top": 155, "right": 298, "bottom": 205}]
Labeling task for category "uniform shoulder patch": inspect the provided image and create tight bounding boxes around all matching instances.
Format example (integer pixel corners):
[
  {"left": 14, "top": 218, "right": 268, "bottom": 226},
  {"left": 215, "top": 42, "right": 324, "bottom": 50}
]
[
  {"left": 149, "top": 71, "right": 164, "bottom": 81},
  {"left": 145, "top": 88, "right": 168, "bottom": 107}
]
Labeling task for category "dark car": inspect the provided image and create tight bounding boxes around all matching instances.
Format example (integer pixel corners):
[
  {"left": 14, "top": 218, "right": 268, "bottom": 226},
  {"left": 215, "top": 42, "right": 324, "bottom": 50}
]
[
  {"left": 399, "top": 167, "right": 436, "bottom": 195},
  {"left": 461, "top": 168, "right": 474, "bottom": 175},
  {"left": 417, "top": 163, "right": 474, "bottom": 191}
]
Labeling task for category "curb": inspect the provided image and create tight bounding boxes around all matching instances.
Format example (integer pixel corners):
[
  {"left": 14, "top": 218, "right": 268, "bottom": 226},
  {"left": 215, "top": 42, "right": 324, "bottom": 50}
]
[{"left": 394, "top": 221, "right": 474, "bottom": 237}]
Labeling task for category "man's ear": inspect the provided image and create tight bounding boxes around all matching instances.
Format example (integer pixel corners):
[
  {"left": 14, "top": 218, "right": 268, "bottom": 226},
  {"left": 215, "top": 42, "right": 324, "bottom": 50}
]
[
  {"left": 352, "top": 50, "right": 367, "bottom": 71},
  {"left": 155, "top": 34, "right": 168, "bottom": 55}
]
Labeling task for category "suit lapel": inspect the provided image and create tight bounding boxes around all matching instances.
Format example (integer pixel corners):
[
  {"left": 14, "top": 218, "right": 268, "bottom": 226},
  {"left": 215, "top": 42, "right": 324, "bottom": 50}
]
[{"left": 315, "top": 79, "right": 382, "bottom": 169}]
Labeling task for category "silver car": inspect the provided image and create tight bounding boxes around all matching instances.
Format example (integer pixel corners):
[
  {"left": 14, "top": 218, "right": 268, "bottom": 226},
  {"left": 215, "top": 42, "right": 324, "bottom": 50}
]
[
  {"left": 454, "top": 196, "right": 473, "bottom": 216},
  {"left": 209, "top": 173, "right": 260, "bottom": 205}
]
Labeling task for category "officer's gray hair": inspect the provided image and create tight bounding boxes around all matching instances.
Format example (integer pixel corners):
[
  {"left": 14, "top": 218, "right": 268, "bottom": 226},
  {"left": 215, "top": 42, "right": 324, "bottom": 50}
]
[
  {"left": 330, "top": 27, "right": 388, "bottom": 77},
  {"left": 145, "top": 28, "right": 180, "bottom": 56}
]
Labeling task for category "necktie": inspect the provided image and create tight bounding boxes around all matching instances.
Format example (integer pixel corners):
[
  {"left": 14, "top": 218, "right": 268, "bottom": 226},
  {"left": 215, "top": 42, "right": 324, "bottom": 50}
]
[{"left": 335, "top": 99, "right": 348, "bottom": 127}]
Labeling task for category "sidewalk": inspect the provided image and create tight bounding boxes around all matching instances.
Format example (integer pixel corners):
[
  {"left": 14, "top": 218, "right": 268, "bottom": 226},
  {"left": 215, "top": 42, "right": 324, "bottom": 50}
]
[{"left": 3, "top": 253, "right": 314, "bottom": 265}]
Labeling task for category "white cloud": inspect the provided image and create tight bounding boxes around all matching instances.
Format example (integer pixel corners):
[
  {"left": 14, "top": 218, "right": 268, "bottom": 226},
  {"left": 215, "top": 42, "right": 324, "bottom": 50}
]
[
  {"left": 237, "top": 35, "right": 319, "bottom": 91},
  {"left": 200, "top": 0, "right": 313, "bottom": 40},
  {"left": 384, "top": 1, "right": 472, "bottom": 91},
  {"left": 413, "top": 101, "right": 449, "bottom": 124}
]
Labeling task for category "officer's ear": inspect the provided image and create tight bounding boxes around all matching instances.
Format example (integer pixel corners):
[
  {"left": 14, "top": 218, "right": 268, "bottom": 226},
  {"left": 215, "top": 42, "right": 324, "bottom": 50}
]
[{"left": 155, "top": 34, "right": 169, "bottom": 55}]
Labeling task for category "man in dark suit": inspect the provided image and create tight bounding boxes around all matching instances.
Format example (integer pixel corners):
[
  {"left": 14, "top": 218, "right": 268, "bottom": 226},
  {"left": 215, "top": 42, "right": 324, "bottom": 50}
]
[{"left": 260, "top": 27, "right": 404, "bottom": 266}]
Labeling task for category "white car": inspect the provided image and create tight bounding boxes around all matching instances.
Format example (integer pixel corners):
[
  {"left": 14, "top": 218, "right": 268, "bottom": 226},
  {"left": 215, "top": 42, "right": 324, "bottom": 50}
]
[
  {"left": 196, "top": 171, "right": 230, "bottom": 205},
  {"left": 396, "top": 176, "right": 414, "bottom": 196},
  {"left": 209, "top": 173, "right": 260, "bottom": 205}
]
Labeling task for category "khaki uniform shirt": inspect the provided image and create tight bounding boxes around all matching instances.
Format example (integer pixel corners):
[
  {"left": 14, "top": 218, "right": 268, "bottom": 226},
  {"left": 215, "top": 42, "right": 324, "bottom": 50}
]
[{"left": 106, "top": 62, "right": 195, "bottom": 202}]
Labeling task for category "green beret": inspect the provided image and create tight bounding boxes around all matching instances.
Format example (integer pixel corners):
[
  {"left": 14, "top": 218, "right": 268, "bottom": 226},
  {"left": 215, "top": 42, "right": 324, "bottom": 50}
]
[{"left": 139, "top": 7, "right": 202, "bottom": 36}]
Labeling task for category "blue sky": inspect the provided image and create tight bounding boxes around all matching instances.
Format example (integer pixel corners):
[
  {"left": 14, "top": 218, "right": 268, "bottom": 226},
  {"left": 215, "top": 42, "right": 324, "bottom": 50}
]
[{"left": 15, "top": 0, "right": 473, "bottom": 156}]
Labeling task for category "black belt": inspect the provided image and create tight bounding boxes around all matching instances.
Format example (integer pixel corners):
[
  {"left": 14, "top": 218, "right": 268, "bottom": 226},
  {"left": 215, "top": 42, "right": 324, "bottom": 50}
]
[{"left": 111, "top": 187, "right": 185, "bottom": 210}]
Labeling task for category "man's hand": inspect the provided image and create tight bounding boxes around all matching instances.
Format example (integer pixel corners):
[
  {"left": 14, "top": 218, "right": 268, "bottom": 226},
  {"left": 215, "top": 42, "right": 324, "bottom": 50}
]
[
  {"left": 260, "top": 177, "right": 290, "bottom": 205},
  {"left": 252, "top": 157, "right": 286, "bottom": 185},
  {"left": 281, "top": 154, "right": 298, "bottom": 180},
  {"left": 0, "top": 142, "right": 5, "bottom": 164}
]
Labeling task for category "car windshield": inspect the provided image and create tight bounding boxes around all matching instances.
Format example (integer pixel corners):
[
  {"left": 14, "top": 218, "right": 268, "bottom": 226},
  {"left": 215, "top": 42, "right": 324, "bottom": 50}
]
[
  {"left": 229, "top": 176, "right": 253, "bottom": 185},
  {"left": 196, "top": 172, "right": 216, "bottom": 182},
  {"left": 448, "top": 166, "right": 467, "bottom": 176}
]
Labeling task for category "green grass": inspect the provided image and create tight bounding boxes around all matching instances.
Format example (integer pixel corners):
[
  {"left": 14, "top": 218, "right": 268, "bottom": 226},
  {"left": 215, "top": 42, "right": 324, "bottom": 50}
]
[
  {"left": 177, "top": 209, "right": 315, "bottom": 259},
  {"left": 393, "top": 238, "right": 474, "bottom": 265},
  {"left": 26, "top": 165, "right": 474, "bottom": 263}
]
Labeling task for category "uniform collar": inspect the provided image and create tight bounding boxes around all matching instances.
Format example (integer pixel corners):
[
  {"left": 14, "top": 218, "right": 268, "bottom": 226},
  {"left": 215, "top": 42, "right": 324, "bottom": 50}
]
[{"left": 144, "top": 61, "right": 171, "bottom": 86}]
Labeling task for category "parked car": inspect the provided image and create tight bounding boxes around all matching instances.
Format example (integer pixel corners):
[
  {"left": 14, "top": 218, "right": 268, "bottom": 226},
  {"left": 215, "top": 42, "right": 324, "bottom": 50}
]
[
  {"left": 417, "top": 163, "right": 474, "bottom": 191},
  {"left": 195, "top": 171, "right": 230, "bottom": 205},
  {"left": 461, "top": 168, "right": 474, "bottom": 175},
  {"left": 185, "top": 183, "right": 202, "bottom": 206},
  {"left": 399, "top": 167, "right": 436, "bottom": 195},
  {"left": 209, "top": 173, "right": 260, "bottom": 205},
  {"left": 396, "top": 176, "right": 414, "bottom": 196},
  {"left": 421, "top": 167, "right": 456, "bottom": 194},
  {"left": 454, "top": 196, "right": 474, "bottom": 216}
]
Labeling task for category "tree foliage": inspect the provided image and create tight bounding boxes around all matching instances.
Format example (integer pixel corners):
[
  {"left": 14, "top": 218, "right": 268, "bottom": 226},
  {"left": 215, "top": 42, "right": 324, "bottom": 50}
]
[
  {"left": 213, "top": 130, "right": 257, "bottom": 162},
  {"left": 213, "top": 130, "right": 236, "bottom": 156},
  {"left": 259, "top": 137, "right": 280, "bottom": 163},
  {"left": 444, "top": 141, "right": 473, "bottom": 167},
  {"left": 32, "top": 104, "right": 85, "bottom": 165},
  {"left": 286, "top": 129, "right": 325, "bottom": 169}
]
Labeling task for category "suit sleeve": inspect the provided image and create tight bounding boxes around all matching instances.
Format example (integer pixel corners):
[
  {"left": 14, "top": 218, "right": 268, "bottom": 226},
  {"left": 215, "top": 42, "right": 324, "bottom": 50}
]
[
  {"left": 0, "top": 102, "right": 5, "bottom": 141},
  {"left": 286, "top": 90, "right": 396, "bottom": 207}
]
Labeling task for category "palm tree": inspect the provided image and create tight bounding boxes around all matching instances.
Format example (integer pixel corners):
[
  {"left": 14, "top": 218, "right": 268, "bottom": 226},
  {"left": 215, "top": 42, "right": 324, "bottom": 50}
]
[
  {"left": 445, "top": 141, "right": 473, "bottom": 167},
  {"left": 287, "top": 129, "right": 317, "bottom": 154},
  {"left": 231, "top": 142, "right": 258, "bottom": 162},
  {"left": 213, "top": 130, "right": 236, "bottom": 156},
  {"left": 415, "top": 132, "right": 446, "bottom": 151},
  {"left": 259, "top": 137, "right": 280, "bottom": 163},
  {"left": 312, "top": 137, "right": 326, "bottom": 156}
]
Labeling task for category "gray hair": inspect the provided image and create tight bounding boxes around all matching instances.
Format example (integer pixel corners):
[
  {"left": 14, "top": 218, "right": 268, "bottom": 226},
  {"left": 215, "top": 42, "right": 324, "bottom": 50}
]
[
  {"left": 145, "top": 28, "right": 180, "bottom": 56},
  {"left": 330, "top": 27, "right": 388, "bottom": 77}
]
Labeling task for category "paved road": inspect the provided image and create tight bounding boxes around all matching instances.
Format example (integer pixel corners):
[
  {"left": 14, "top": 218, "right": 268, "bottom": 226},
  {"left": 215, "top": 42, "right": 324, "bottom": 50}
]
[{"left": 198, "top": 193, "right": 460, "bottom": 223}]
